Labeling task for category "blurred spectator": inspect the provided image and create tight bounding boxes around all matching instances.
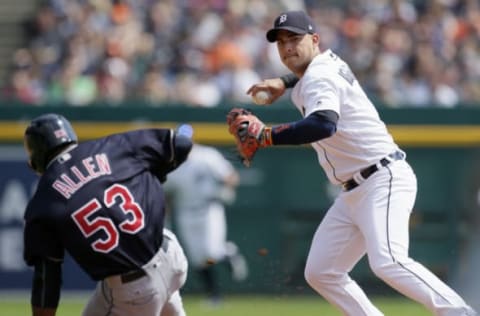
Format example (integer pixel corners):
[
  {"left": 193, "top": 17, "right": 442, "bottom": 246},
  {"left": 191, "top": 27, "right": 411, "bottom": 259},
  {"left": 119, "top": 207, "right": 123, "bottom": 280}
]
[
  {"left": 1, "top": 0, "right": 479, "bottom": 108},
  {"left": 137, "top": 63, "right": 172, "bottom": 105},
  {"left": 47, "top": 56, "right": 98, "bottom": 106}
]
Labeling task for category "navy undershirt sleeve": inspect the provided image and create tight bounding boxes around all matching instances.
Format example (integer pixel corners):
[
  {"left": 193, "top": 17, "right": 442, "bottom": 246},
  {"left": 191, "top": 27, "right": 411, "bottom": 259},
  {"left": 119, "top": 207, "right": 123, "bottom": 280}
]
[
  {"left": 31, "top": 258, "right": 62, "bottom": 308},
  {"left": 271, "top": 110, "right": 338, "bottom": 145},
  {"left": 280, "top": 73, "right": 299, "bottom": 88}
]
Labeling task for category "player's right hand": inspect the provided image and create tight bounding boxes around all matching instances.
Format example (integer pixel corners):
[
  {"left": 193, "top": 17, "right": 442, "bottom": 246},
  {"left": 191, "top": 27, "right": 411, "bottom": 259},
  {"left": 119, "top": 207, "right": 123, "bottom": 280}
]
[{"left": 246, "top": 78, "right": 286, "bottom": 105}]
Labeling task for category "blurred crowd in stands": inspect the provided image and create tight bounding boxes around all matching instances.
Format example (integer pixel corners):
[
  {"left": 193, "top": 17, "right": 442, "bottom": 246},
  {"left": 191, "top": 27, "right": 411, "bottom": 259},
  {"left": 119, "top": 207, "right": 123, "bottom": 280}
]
[{"left": 1, "top": 0, "right": 479, "bottom": 108}]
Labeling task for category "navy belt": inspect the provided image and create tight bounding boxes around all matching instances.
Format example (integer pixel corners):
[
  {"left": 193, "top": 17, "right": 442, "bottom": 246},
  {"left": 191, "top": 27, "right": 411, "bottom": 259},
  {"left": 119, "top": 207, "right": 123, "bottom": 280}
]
[
  {"left": 120, "top": 269, "right": 146, "bottom": 283},
  {"left": 120, "top": 236, "right": 171, "bottom": 283},
  {"left": 342, "top": 151, "right": 405, "bottom": 192}
]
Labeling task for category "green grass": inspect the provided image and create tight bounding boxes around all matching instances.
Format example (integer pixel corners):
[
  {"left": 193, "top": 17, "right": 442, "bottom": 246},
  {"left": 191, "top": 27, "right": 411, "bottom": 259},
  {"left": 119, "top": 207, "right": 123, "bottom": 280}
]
[
  {"left": 183, "top": 295, "right": 431, "bottom": 316},
  {"left": 0, "top": 293, "right": 431, "bottom": 316}
]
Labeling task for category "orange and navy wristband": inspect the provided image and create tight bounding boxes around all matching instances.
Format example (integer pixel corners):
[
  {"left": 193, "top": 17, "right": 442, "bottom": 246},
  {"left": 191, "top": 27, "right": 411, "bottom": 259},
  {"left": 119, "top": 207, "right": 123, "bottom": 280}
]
[{"left": 262, "top": 127, "right": 273, "bottom": 147}]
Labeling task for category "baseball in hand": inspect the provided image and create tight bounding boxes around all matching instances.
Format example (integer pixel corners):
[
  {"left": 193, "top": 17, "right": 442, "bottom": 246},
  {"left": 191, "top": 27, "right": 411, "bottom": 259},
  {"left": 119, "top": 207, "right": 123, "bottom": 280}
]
[{"left": 252, "top": 90, "right": 271, "bottom": 105}]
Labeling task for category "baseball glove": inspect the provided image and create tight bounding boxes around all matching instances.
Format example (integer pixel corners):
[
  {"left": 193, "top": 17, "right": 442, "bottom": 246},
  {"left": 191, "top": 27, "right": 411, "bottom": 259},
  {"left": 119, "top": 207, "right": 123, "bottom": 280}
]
[{"left": 226, "top": 108, "right": 272, "bottom": 167}]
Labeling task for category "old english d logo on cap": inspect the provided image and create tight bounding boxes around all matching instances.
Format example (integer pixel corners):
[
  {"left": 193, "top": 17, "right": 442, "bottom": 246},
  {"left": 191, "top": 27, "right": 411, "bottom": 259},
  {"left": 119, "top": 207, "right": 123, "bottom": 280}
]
[{"left": 266, "top": 11, "right": 316, "bottom": 42}]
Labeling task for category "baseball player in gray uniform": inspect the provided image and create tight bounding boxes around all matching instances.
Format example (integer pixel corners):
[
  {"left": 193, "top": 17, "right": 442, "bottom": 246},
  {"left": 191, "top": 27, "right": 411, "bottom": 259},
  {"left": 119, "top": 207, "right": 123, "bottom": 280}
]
[
  {"left": 164, "top": 143, "right": 248, "bottom": 303},
  {"left": 245, "top": 10, "right": 477, "bottom": 316}
]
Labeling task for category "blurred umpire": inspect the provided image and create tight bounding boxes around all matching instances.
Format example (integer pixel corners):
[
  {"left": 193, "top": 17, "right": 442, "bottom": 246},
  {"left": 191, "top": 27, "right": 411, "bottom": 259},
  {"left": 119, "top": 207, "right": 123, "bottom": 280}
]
[{"left": 22, "top": 113, "right": 192, "bottom": 316}]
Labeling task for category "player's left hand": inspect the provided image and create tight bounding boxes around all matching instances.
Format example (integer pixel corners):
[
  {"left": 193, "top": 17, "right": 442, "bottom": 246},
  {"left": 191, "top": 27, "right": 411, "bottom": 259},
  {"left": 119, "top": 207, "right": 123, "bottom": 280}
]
[{"left": 226, "top": 108, "right": 272, "bottom": 167}]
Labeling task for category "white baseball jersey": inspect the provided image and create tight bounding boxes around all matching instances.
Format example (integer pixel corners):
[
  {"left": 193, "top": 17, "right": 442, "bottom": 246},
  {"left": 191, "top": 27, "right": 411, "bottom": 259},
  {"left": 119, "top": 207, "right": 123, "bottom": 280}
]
[
  {"left": 163, "top": 144, "right": 236, "bottom": 267},
  {"left": 291, "top": 49, "right": 399, "bottom": 185}
]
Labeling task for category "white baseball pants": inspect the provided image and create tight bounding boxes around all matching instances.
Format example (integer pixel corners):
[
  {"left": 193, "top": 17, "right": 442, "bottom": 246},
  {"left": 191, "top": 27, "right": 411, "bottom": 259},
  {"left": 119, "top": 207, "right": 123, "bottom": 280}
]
[
  {"left": 82, "top": 229, "right": 188, "bottom": 316},
  {"left": 304, "top": 160, "right": 476, "bottom": 316}
]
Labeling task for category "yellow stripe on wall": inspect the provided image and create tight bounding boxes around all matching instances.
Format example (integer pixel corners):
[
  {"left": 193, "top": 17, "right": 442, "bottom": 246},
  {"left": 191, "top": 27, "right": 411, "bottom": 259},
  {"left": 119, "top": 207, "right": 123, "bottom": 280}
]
[
  {"left": 2, "top": 121, "right": 480, "bottom": 147},
  {"left": 391, "top": 125, "right": 480, "bottom": 146}
]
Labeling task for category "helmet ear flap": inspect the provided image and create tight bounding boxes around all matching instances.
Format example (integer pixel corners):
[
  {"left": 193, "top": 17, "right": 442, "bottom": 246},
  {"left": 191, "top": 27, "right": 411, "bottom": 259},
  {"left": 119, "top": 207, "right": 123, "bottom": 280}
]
[
  {"left": 29, "top": 150, "right": 44, "bottom": 173},
  {"left": 25, "top": 133, "right": 48, "bottom": 173},
  {"left": 28, "top": 159, "right": 38, "bottom": 173}
]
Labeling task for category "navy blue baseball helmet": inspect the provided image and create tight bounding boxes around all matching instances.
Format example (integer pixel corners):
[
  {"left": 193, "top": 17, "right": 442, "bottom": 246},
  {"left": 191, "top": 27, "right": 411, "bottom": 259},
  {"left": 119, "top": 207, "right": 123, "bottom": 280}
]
[{"left": 24, "top": 113, "right": 77, "bottom": 173}]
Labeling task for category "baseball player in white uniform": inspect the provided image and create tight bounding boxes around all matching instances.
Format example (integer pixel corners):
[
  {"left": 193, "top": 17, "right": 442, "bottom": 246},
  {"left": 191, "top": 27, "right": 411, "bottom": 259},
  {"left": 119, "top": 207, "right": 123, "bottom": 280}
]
[
  {"left": 246, "top": 10, "right": 477, "bottom": 316},
  {"left": 164, "top": 143, "right": 248, "bottom": 302}
]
